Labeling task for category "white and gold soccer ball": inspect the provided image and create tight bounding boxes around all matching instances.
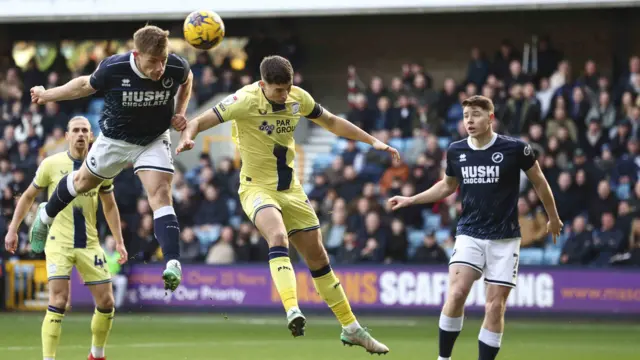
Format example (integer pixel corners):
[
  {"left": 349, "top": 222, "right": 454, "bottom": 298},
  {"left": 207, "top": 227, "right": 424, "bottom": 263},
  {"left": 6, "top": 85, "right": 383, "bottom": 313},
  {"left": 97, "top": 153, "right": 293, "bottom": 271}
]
[{"left": 183, "top": 10, "right": 225, "bottom": 50}]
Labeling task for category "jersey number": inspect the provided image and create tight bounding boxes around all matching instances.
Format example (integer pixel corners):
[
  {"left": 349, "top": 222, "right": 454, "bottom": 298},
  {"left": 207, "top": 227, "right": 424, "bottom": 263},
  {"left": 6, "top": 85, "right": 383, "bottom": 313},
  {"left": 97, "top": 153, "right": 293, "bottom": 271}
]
[{"left": 94, "top": 255, "right": 107, "bottom": 268}]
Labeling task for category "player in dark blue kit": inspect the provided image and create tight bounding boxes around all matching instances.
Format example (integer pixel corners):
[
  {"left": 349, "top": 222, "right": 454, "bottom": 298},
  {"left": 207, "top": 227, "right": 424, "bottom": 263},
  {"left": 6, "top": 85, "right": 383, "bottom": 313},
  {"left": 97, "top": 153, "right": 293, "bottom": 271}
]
[
  {"left": 29, "top": 25, "right": 193, "bottom": 292},
  {"left": 389, "top": 96, "right": 562, "bottom": 360}
]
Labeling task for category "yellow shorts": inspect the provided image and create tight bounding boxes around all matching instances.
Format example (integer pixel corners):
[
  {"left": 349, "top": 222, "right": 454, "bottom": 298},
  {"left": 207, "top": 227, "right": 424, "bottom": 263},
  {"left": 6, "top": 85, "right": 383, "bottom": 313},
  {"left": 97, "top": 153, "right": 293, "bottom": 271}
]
[
  {"left": 45, "top": 244, "right": 111, "bottom": 285},
  {"left": 239, "top": 184, "right": 320, "bottom": 236}
]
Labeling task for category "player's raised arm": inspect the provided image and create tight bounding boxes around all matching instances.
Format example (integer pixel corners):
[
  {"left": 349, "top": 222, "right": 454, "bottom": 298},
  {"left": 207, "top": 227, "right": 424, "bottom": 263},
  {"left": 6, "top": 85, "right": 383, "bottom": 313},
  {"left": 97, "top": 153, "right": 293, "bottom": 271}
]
[
  {"left": 99, "top": 189, "right": 128, "bottom": 264},
  {"left": 31, "top": 75, "right": 96, "bottom": 104},
  {"left": 176, "top": 108, "right": 223, "bottom": 154},
  {"left": 311, "top": 108, "right": 400, "bottom": 160},
  {"left": 389, "top": 175, "right": 458, "bottom": 211},
  {"left": 4, "top": 184, "right": 43, "bottom": 253},
  {"left": 525, "top": 161, "right": 563, "bottom": 243}
]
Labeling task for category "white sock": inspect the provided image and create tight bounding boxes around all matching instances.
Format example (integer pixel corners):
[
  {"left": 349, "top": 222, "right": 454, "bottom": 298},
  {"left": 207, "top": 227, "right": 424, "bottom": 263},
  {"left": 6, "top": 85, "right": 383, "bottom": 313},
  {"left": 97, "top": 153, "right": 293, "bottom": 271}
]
[
  {"left": 343, "top": 320, "right": 361, "bottom": 332},
  {"left": 166, "top": 259, "right": 181, "bottom": 270},
  {"left": 39, "top": 208, "right": 54, "bottom": 225},
  {"left": 439, "top": 313, "right": 464, "bottom": 332},
  {"left": 478, "top": 327, "right": 502, "bottom": 348},
  {"left": 67, "top": 171, "right": 78, "bottom": 197},
  {"left": 91, "top": 345, "right": 104, "bottom": 358},
  {"left": 44, "top": 357, "right": 55, "bottom": 360},
  {"left": 438, "top": 357, "right": 451, "bottom": 360}
]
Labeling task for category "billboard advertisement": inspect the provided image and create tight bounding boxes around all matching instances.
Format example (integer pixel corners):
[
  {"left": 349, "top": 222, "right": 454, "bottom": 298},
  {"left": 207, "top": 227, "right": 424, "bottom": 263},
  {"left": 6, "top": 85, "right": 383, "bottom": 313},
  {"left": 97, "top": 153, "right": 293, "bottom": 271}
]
[{"left": 69, "top": 265, "right": 640, "bottom": 314}]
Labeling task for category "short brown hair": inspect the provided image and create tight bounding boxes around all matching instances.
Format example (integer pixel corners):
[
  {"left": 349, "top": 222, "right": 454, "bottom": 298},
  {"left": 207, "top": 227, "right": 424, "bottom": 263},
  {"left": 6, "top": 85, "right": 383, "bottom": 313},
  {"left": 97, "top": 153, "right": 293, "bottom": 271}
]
[
  {"left": 461, "top": 95, "right": 495, "bottom": 113},
  {"left": 260, "top": 55, "right": 293, "bottom": 85},
  {"left": 133, "top": 25, "right": 169, "bottom": 57}
]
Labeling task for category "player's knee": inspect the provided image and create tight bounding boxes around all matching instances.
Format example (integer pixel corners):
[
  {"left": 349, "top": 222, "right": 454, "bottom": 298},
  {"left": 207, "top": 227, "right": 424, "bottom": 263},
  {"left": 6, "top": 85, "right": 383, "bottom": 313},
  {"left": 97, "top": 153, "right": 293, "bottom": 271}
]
[
  {"left": 485, "top": 297, "right": 507, "bottom": 318},
  {"left": 49, "top": 289, "right": 69, "bottom": 309},
  {"left": 74, "top": 168, "right": 98, "bottom": 193},
  {"left": 267, "top": 231, "right": 288, "bottom": 247},
  {"left": 95, "top": 292, "right": 115, "bottom": 310},
  {"left": 447, "top": 286, "right": 470, "bottom": 308}
]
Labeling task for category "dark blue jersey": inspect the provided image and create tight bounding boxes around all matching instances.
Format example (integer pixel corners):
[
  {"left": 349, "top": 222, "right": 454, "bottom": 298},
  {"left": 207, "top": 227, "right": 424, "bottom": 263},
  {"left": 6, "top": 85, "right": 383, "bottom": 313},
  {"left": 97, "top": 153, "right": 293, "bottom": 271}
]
[
  {"left": 445, "top": 134, "right": 536, "bottom": 240},
  {"left": 89, "top": 52, "right": 190, "bottom": 146}
]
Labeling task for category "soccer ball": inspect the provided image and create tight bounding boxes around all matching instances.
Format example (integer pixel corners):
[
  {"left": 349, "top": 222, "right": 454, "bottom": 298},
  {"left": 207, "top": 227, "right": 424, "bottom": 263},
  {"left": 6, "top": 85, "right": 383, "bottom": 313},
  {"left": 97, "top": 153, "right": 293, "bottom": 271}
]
[{"left": 183, "top": 10, "right": 225, "bottom": 50}]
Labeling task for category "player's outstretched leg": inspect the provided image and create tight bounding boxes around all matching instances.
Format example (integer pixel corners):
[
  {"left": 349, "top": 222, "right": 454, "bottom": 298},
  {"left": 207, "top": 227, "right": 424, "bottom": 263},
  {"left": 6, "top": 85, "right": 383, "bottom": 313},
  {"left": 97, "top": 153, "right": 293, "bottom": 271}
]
[
  {"left": 290, "top": 229, "right": 389, "bottom": 354},
  {"left": 42, "top": 280, "right": 69, "bottom": 360},
  {"left": 478, "top": 285, "right": 511, "bottom": 360},
  {"left": 87, "top": 283, "right": 116, "bottom": 360},
  {"left": 137, "top": 170, "right": 182, "bottom": 291},
  {"left": 255, "top": 207, "right": 305, "bottom": 336},
  {"left": 31, "top": 167, "right": 102, "bottom": 252},
  {"left": 438, "top": 265, "right": 479, "bottom": 360}
]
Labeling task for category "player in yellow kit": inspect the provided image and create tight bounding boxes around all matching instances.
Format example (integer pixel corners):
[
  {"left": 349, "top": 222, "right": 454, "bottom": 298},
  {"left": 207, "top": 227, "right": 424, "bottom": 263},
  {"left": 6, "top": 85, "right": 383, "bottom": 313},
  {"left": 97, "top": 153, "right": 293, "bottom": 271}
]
[
  {"left": 177, "top": 55, "right": 398, "bottom": 354},
  {"left": 4, "top": 116, "right": 128, "bottom": 360}
]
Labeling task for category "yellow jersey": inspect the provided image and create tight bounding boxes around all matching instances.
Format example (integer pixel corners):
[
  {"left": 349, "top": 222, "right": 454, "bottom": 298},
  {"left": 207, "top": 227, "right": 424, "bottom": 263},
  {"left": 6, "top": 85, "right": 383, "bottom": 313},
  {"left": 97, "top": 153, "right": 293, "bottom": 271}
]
[
  {"left": 33, "top": 151, "right": 114, "bottom": 248},
  {"left": 212, "top": 82, "right": 323, "bottom": 191}
]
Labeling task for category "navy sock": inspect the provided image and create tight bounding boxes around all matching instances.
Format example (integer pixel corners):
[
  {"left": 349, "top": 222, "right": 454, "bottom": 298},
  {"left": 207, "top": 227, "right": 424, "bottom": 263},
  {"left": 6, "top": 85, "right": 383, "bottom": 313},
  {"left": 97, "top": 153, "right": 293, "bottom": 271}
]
[
  {"left": 153, "top": 207, "right": 180, "bottom": 262},
  {"left": 44, "top": 175, "right": 76, "bottom": 219},
  {"left": 268, "top": 246, "right": 289, "bottom": 260},
  {"left": 439, "top": 328, "right": 461, "bottom": 358},
  {"left": 478, "top": 340, "right": 500, "bottom": 360},
  {"left": 47, "top": 305, "right": 66, "bottom": 315}
]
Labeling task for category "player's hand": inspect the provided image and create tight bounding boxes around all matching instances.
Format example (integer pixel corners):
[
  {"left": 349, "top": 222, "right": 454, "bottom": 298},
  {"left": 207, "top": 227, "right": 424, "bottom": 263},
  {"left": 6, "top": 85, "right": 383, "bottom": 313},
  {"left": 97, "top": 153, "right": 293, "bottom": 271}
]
[
  {"left": 4, "top": 231, "right": 18, "bottom": 254},
  {"left": 116, "top": 241, "right": 128, "bottom": 264},
  {"left": 176, "top": 137, "right": 195, "bottom": 155},
  {"left": 30, "top": 86, "right": 47, "bottom": 105},
  {"left": 171, "top": 114, "right": 188, "bottom": 131},
  {"left": 547, "top": 218, "right": 563, "bottom": 244},
  {"left": 373, "top": 139, "right": 400, "bottom": 161},
  {"left": 388, "top": 196, "right": 414, "bottom": 211}
]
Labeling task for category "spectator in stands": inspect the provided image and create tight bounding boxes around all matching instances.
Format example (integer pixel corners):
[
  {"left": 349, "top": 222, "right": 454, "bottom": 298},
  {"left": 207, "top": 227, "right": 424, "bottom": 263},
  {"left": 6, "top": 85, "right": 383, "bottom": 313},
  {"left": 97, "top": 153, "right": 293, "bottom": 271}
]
[
  {"left": 547, "top": 106, "right": 578, "bottom": 144},
  {"left": 366, "top": 76, "right": 387, "bottom": 111},
  {"left": 393, "top": 183, "right": 423, "bottom": 229},
  {"left": 576, "top": 59, "right": 599, "bottom": 93},
  {"left": 385, "top": 218, "right": 408, "bottom": 264},
  {"left": 134, "top": 214, "right": 159, "bottom": 263},
  {"left": 465, "top": 47, "right": 489, "bottom": 88},
  {"left": 581, "top": 119, "right": 608, "bottom": 159},
  {"left": 536, "top": 77, "right": 555, "bottom": 119},
  {"left": 590, "top": 212, "right": 625, "bottom": 266},
  {"left": 412, "top": 230, "right": 448, "bottom": 264},
  {"left": 206, "top": 226, "right": 236, "bottom": 264},
  {"left": 179, "top": 227, "right": 202, "bottom": 263},
  {"left": 337, "top": 165, "right": 362, "bottom": 203},
  {"left": 374, "top": 96, "right": 392, "bottom": 132},
  {"left": 570, "top": 87, "right": 591, "bottom": 130},
  {"left": 610, "top": 120, "right": 632, "bottom": 158},
  {"left": 388, "top": 95, "right": 416, "bottom": 138},
  {"left": 585, "top": 91, "right": 616, "bottom": 130},
  {"left": 554, "top": 172, "right": 580, "bottom": 223},
  {"left": 11, "top": 142, "right": 37, "bottom": 179},
  {"left": 492, "top": 39, "right": 520, "bottom": 80},
  {"left": 347, "top": 93, "right": 375, "bottom": 134},
  {"left": 195, "top": 66, "right": 220, "bottom": 106},
  {"left": 0, "top": 159, "right": 11, "bottom": 190},
  {"left": 322, "top": 207, "right": 347, "bottom": 255},
  {"left": 518, "top": 197, "right": 548, "bottom": 248},
  {"left": 358, "top": 212, "right": 388, "bottom": 263},
  {"left": 560, "top": 216, "right": 593, "bottom": 265},
  {"left": 379, "top": 157, "right": 409, "bottom": 195},
  {"left": 589, "top": 180, "right": 619, "bottom": 229},
  {"left": 336, "top": 231, "right": 360, "bottom": 264},
  {"left": 324, "top": 156, "right": 345, "bottom": 186},
  {"left": 194, "top": 185, "right": 230, "bottom": 227},
  {"left": 437, "top": 78, "right": 458, "bottom": 121},
  {"left": 341, "top": 140, "right": 360, "bottom": 167}
]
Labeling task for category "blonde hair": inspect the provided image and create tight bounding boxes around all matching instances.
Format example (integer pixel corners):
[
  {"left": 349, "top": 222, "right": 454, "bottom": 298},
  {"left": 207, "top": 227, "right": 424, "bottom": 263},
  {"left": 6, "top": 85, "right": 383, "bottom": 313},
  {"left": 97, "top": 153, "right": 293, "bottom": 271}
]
[{"left": 133, "top": 25, "right": 169, "bottom": 57}]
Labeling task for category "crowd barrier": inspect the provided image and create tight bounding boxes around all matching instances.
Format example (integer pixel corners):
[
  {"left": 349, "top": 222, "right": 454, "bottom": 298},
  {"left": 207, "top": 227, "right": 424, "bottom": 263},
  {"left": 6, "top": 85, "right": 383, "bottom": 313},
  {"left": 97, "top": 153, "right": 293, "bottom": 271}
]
[{"left": 5, "top": 261, "right": 639, "bottom": 315}]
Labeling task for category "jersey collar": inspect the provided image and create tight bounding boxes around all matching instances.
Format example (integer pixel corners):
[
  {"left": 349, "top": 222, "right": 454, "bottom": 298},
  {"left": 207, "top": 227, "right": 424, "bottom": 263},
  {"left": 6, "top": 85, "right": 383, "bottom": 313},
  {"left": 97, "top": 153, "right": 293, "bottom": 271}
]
[
  {"left": 467, "top": 132, "right": 498, "bottom": 151},
  {"left": 129, "top": 52, "right": 149, "bottom": 79},
  {"left": 67, "top": 151, "right": 84, "bottom": 169},
  {"left": 259, "top": 86, "right": 287, "bottom": 113}
]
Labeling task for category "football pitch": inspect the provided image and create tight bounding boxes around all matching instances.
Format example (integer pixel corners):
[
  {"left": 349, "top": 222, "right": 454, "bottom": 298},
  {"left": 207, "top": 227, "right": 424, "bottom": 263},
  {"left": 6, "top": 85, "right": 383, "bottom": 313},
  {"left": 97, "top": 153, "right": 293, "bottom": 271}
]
[{"left": 0, "top": 313, "right": 637, "bottom": 360}]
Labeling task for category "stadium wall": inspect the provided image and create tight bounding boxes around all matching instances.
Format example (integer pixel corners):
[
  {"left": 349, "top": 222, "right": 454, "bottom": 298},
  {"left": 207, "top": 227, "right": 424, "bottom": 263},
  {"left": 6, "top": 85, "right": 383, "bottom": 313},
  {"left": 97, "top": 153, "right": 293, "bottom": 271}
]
[{"left": 41, "top": 264, "right": 639, "bottom": 316}]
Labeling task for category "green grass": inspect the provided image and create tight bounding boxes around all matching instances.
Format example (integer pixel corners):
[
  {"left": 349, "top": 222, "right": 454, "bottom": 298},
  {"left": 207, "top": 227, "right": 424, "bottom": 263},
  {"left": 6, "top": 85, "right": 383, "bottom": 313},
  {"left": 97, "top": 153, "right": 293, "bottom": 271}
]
[{"left": 0, "top": 313, "right": 638, "bottom": 360}]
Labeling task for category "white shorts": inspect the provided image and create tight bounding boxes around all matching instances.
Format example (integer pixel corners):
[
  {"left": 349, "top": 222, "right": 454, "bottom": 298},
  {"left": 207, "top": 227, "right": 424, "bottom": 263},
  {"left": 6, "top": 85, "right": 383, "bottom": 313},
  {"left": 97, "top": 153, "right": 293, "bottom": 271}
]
[
  {"left": 449, "top": 235, "right": 521, "bottom": 288},
  {"left": 86, "top": 131, "right": 174, "bottom": 179}
]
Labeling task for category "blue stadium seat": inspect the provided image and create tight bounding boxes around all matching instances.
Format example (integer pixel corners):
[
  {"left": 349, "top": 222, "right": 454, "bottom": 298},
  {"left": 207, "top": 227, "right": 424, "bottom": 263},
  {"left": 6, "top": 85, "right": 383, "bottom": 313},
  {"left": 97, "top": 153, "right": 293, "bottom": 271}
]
[
  {"left": 303, "top": 183, "right": 314, "bottom": 194},
  {"left": 438, "top": 137, "right": 452, "bottom": 150},
  {"left": 389, "top": 138, "right": 404, "bottom": 154},
  {"left": 543, "top": 246, "right": 562, "bottom": 265},
  {"left": 88, "top": 98, "right": 105, "bottom": 115},
  {"left": 85, "top": 114, "right": 101, "bottom": 135},
  {"left": 229, "top": 216, "right": 242, "bottom": 229},
  {"left": 408, "top": 230, "right": 425, "bottom": 247},
  {"left": 424, "top": 213, "right": 442, "bottom": 231},
  {"left": 519, "top": 248, "right": 545, "bottom": 265},
  {"left": 357, "top": 142, "right": 372, "bottom": 152},
  {"left": 435, "top": 229, "right": 450, "bottom": 244},
  {"left": 332, "top": 138, "right": 348, "bottom": 154},
  {"left": 227, "top": 198, "right": 237, "bottom": 213},
  {"left": 445, "top": 247, "right": 455, "bottom": 259},
  {"left": 313, "top": 153, "right": 336, "bottom": 171}
]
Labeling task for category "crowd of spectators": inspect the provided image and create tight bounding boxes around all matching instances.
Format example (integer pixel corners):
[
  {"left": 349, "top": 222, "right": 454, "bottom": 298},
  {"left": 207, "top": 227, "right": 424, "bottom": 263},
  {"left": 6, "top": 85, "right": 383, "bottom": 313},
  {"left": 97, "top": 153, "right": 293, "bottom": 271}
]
[{"left": 1, "top": 35, "right": 640, "bottom": 268}]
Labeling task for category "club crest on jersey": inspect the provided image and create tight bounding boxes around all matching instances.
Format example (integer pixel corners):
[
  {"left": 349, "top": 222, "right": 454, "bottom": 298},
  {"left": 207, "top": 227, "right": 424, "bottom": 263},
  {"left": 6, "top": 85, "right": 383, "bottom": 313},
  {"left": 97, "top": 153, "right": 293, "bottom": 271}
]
[
  {"left": 291, "top": 102, "right": 300, "bottom": 114},
  {"left": 492, "top": 152, "right": 504, "bottom": 163},
  {"left": 162, "top": 77, "right": 174, "bottom": 89},
  {"left": 524, "top": 144, "right": 532, "bottom": 156}
]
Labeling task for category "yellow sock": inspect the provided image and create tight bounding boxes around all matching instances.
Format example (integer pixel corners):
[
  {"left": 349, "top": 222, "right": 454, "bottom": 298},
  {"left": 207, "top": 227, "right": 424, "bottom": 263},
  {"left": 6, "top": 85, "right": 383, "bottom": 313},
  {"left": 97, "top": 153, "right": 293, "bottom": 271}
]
[
  {"left": 311, "top": 266, "right": 357, "bottom": 327},
  {"left": 268, "top": 247, "right": 299, "bottom": 312},
  {"left": 42, "top": 306, "right": 65, "bottom": 359},
  {"left": 90, "top": 307, "right": 114, "bottom": 358}
]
